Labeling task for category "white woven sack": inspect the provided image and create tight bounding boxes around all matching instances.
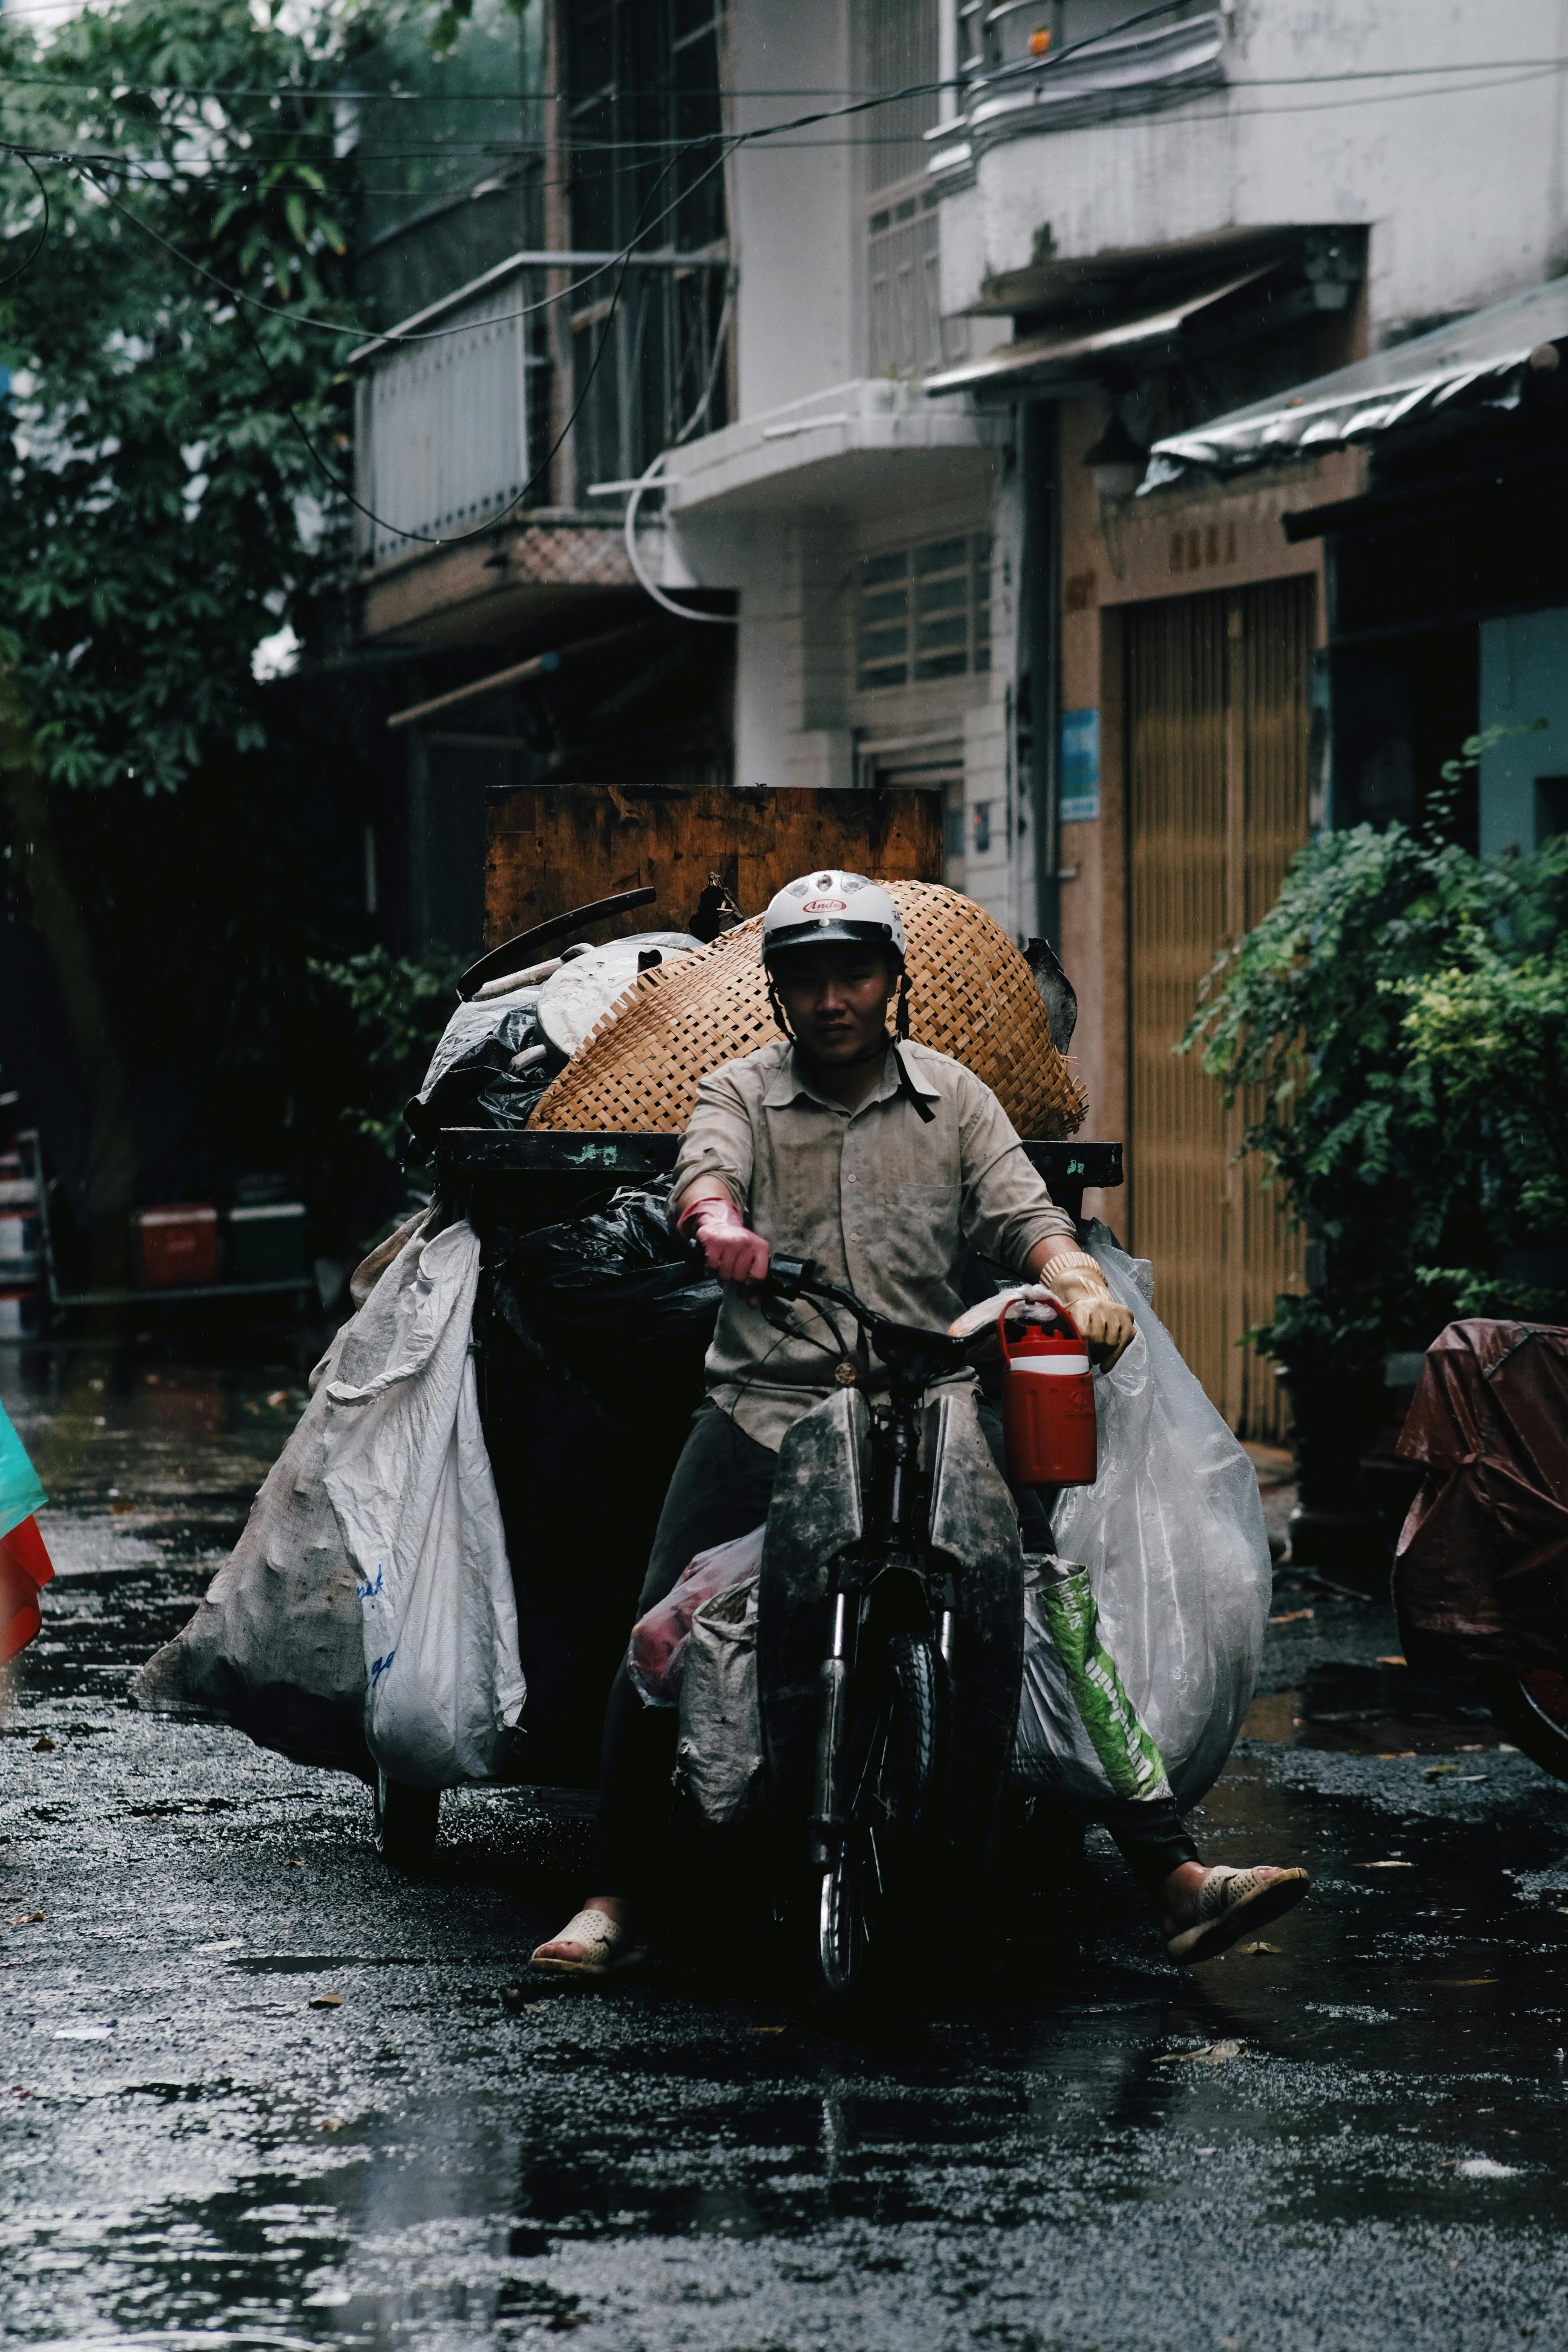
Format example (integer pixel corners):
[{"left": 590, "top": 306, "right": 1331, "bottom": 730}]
[{"left": 323, "top": 1220, "right": 526, "bottom": 1788}]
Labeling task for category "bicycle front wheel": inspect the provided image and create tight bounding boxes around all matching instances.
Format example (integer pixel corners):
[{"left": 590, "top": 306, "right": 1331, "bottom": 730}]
[{"left": 812, "top": 1626, "right": 939, "bottom": 2019}]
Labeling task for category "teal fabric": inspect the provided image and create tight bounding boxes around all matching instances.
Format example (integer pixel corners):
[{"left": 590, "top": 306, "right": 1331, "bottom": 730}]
[{"left": 0, "top": 1400, "right": 46, "bottom": 1544}]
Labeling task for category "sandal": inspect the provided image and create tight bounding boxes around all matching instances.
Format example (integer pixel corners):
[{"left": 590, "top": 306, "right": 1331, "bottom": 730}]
[
  {"left": 1165, "top": 1865, "right": 1310, "bottom": 1966},
  {"left": 530, "top": 1906, "right": 647, "bottom": 1981}
]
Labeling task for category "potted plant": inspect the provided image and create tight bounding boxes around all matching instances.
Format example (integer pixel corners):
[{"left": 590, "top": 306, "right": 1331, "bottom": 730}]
[{"left": 1183, "top": 808, "right": 1567, "bottom": 1566}]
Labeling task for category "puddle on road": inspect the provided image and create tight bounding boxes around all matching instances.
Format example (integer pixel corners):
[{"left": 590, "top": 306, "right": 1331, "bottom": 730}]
[
  {"left": 8, "top": 1343, "right": 1568, "bottom": 2347},
  {"left": 1242, "top": 1660, "right": 1505, "bottom": 1755},
  {"left": 0, "top": 1336, "right": 323, "bottom": 1516},
  {"left": 15, "top": 1563, "right": 216, "bottom": 1700}
]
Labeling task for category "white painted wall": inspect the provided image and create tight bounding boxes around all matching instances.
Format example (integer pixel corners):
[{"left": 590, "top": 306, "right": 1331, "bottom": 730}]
[
  {"left": 940, "top": 0, "right": 1568, "bottom": 343},
  {"left": 713, "top": 0, "right": 1568, "bottom": 919},
  {"left": 729, "top": 0, "right": 859, "bottom": 417},
  {"left": 1479, "top": 606, "right": 1568, "bottom": 855}
]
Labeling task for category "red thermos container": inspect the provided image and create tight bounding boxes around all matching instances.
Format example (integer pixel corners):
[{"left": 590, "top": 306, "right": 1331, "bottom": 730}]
[{"left": 998, "top": 1306, "right": 1098, "bottom": 1486}]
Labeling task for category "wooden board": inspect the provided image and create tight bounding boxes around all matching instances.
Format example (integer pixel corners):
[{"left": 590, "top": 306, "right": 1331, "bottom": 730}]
[{"left": 484, "top": 782, "right": 944, "bottom": 946}]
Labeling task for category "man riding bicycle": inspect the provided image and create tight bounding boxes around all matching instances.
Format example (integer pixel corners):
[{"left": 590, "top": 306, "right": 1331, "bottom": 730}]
[{"left": 534, "top": 872, "right": 1308, "bottom": 1978}]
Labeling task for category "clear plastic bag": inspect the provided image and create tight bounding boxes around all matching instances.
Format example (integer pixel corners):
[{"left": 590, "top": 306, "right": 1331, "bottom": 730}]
[
  {"left": 674, "top": 1571, "right": 764, "bottom": 1825},
  {"left": 134, "top": 1205, "right": 444, "bottom": 1773},
  {"left": 1012, "top": 1223, "right": 1270, "bottom": 1813},
  {"left": 628, "top": 1523, "right": 766, "bottom": 1707}
]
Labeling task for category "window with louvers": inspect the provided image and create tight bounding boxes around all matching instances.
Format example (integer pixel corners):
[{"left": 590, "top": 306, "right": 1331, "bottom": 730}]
[
  {"left": 856, "top": 0, "right": 962, "bottom": 377},
  {"left": 857, "top": 534, "right": 992, "bottom": 689}
]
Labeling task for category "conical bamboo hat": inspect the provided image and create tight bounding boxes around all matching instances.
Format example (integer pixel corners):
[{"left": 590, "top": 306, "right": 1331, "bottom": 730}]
[{"left": 528, "top": 880, "right": 1087, "bottom": 1137}]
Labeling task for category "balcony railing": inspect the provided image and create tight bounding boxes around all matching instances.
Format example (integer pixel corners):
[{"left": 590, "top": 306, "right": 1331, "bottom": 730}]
[
  {"left": 351, "top": 247, "right": 730, "bottom": 565},
  {"left": 353, "top": 260, "right": 549, "bottom": 568},
  {"left": 931, "top": 2, "right": 1225, "bottom": 180}
]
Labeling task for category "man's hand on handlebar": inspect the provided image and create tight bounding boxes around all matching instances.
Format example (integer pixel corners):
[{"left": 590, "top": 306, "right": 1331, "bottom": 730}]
[
  {"left": 1065, "top": 1297, "right": 1136, "bottom": 1369},
  {"left": 676, "top": 1188, "right": 771, "bottom": 1295}
]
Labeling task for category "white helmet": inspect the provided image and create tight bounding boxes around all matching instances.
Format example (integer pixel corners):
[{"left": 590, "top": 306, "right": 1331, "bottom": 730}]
[{"left": 760, "top": 870, "right": 907, "bottom": 965}]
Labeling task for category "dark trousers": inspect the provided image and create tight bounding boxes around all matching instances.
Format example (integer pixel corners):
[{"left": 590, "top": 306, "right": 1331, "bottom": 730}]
[{"left": 587, "top": 1399, "right": 1198, "bottom": 1901}]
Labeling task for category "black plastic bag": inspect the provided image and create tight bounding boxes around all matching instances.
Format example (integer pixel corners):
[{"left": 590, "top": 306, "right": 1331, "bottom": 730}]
[
  {"left": 488, "top": 1184, "right": 721, "bottom": 1419},
  {"left": 404, "top": 992, "right": 556, "bottom": 1156},
  {"left": 475, "top": 1184, "right": 721, "bottom": 1773}
]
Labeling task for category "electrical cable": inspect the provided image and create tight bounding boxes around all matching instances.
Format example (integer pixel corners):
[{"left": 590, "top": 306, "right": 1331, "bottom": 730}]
[
  {"left": 0, "top": 145, "right": 46, "bottom": 290},
  {"left": 227, "top": 133, "right": 732, "bottom": 555},
  {"left": 66, "top": 146, "right": 713, "bottom": 341},
  {"left": 7, "top": 114, "right": 731, "bottom": 550},
  {"left": 3, "top": 0, "right": 1553, "bottom": 545},
  {"left": 9, "top": 48, "right": 1565, "bottom": 101},
  {"left": 0, "top": 0, "right": 1200, "bottom": 352},
  {"left": 615, "top": 268, "right": 738, "bottom": 625},
  {"left": 11, "top": 0, "right": 1533, "bottom": 358}
]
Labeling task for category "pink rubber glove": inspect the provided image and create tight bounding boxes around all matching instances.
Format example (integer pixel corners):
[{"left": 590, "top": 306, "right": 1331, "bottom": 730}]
[{"left": 678, "top": 1193, "right": 770, "bottom": 1289}]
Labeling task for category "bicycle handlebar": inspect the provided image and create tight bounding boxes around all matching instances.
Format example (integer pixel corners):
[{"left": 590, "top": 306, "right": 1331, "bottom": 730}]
[{"left": 762, "top": 1258, "right": 968, "bottom": 1377}]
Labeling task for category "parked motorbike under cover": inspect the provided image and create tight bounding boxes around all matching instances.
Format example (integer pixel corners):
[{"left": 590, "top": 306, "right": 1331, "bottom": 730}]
[
  {"left": 1014, "top": 1225, "right": 1270, "bottom": 1814},
  {"left": 1393, "top": 1318, "right": 1568, "bottom": 1680}
]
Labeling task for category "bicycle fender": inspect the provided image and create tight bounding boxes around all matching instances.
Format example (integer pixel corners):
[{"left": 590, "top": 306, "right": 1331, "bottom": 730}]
[
  {"left": 925, "top": 1388, "right": 1022, "bottom": 1573},
  {"left": 923, "top": 1389, "right": 1026, "bottom": 1878},
  {"left": 757, "top": 1389, "right": 872, "bottom": 1848}
]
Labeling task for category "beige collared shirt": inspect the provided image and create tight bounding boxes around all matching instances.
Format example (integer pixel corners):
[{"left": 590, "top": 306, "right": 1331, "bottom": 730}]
[{"left": 670, "top": 1035, "right": 1078, "bottom": 1451}]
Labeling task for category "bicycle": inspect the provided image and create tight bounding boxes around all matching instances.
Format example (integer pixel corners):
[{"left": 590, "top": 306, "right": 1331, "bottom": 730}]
[{"left": 756, "top": 1256, "right": 1028, "bottom": 2019}]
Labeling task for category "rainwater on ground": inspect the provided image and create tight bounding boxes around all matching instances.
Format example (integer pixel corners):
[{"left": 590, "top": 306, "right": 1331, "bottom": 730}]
[{"left": 5, "top": 1335, "right": 1568, "bottom": 2352}]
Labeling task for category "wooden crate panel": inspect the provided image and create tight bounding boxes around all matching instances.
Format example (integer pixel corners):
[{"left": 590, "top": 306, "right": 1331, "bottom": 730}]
[{"left": 484, "top": 782, "right": 943, "bottom": 946}]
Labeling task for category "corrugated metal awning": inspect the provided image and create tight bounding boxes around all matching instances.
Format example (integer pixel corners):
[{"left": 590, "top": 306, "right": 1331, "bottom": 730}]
[
  {"left": 925, "top": 262, "right": 1282, "bottom": 398},
  {"left": 1143, "top": 274, "right": 1568, "bottom": 490}
]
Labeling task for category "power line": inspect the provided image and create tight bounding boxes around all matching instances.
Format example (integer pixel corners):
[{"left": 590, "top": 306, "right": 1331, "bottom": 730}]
[
  {"left": 0, "top": 0, "right": 1191, "bottom": 137},
  {"left": 56, "top": 138, "right": 720, "bottom": 343},
  {"left": 240, "top": 137, "right": 732, "bottom": 557},
  {"left": 0, "top": 0, "right": 1195, "bottom": 349},
  {"left": 5, "top": 0, "right": 1557, "bottom": 548},
  {"left": 1138, "top": 56, "right": 1568, "bottom": 123},
  {"left": 0, "top": 146, "right": 47, "bottom": 290},
  {"left": 7, "top": 49, "right": 1568, "bottom": 106}
]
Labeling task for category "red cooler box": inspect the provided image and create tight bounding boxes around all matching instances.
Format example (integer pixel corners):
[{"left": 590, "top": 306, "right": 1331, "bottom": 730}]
[{"left": 130, "top": 1204, "right": 220, "bottom": 1289}]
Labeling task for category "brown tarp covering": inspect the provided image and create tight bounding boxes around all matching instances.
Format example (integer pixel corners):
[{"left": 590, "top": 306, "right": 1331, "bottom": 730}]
[{"left": 1393, "top": 1320, "right": 1568, "bottom": 1679}]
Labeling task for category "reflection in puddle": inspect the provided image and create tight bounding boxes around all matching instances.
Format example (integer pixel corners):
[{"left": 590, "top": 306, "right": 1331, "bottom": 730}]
[
  {"left": 1242, "top": 1660, "right": 1502, "bottom": 1754},
  {"left": 10, "top": 1340, "right": 1568, "bottom": 2348}
]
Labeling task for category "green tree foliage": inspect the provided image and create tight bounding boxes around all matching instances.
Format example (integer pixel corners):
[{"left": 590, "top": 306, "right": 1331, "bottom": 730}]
[
  {"left": 0, "top": 0, "right": 395, "bottom": 795},
  {"left": 0, "top": 2, "right": 502, "bottom": 1253},
  {"left": 427, "top": 0, "right": 528, "bottom": 62},
  {"left": 312, "top": 944, "right": 467, "bottom": 1158},
  {"left": 1183, "top": 822, "right": 1568, "bottom": 1377}
]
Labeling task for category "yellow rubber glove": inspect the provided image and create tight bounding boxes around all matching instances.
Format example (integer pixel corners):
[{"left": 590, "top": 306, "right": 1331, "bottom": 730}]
[{"left": 1036, "top": 1251, "right": 1136, "bottom": 1371}]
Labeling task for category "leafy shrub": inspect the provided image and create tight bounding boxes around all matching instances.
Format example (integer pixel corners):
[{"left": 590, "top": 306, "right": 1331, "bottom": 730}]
[
  {"left": 1184, "top": 821, "right": 1568, "bottom": 1379},
  {"left": 313, "top": 945, "right": 466, "bottom": 1159}
]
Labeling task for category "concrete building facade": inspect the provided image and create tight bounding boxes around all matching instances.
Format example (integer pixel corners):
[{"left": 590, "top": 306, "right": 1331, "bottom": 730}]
[
  {"left": 654, "top": 0, "right": 1568, "bottom": 1428},
  {"left": 349, "top": 0, "right": 1568, "bottom": 1428}
]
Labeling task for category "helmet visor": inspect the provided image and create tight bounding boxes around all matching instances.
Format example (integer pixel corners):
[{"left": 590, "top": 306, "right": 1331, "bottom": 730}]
[{"left": 761, "top": 917, "right": 902, "bottom": 962}]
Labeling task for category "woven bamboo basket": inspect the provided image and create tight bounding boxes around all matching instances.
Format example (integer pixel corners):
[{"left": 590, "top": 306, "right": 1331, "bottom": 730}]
[{"left": 528, "top": 880, "right": 1087, "bottom": 1137}]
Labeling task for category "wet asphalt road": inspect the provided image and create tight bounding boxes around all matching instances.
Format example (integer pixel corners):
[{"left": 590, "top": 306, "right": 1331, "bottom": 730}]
[{"left": 6, "top": 1335, "right": 1568, "bottom": 2352}]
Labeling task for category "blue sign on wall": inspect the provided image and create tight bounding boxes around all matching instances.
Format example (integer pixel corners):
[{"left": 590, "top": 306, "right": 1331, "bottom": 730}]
[{"left": 1060, "top": 708, "right": 1100, "bottom": 824}]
